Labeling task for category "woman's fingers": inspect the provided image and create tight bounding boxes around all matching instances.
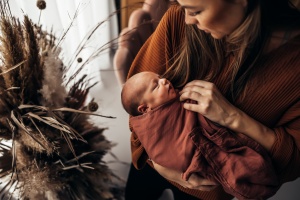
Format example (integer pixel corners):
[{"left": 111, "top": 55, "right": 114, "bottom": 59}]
[
  {"left": 188, "top": 173, "right": 219, "bottom": 187},
  {"left": 188, "top": 185, "right": 218, "bottom": 191},
  {"left": 183, "top": 174, "right": 219, "bottom": 191},
  {"left": 179, "top": 82, "right": 214, "bottom": 102},
  {"left": 184, "top": 80, "right": 214, "bottom": 89},
  {"left": 182, "top": 102, "right": 202, "bottom": 113},
  {"left": 152, "top": 160, "right": 219, "bottom": 191},
  {"left": 180, "top": 88, "right": 212, "bottom": 114},
  {"left": 179, "top": 89, "right": 202, "bottom": 102}
]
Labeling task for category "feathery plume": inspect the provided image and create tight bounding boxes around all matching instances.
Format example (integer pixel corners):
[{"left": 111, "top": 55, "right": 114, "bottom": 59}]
[{"left": 0, "top": 1, "right": 124, "bottom": 200}]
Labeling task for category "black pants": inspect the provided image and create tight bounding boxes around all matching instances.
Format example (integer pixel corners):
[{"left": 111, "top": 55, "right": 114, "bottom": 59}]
[{"left": 125, "top": 163, "right": 200, "bottom": 200}]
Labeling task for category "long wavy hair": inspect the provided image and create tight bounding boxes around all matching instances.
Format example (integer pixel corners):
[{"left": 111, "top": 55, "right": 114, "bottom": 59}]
[{"left": 164, "top": 0, "right": 300, "bottom": 102}]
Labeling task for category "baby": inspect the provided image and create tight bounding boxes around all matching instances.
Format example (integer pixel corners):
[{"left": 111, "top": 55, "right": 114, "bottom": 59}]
[{"left": 121, "top": 71, "right": 279, "bottom": 200}]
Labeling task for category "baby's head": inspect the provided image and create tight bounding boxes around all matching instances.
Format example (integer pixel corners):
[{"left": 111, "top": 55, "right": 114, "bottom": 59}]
[{"left": 121, "top": 71, "right": 177, "bottom": 116}]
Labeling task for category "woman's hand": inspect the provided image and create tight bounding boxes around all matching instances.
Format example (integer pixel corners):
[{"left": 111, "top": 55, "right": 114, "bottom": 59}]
[
  {"left": 179, "top": 80, "right": 276, "bottom": 151},
  {"left": 179, "top": 80, "right": 239, "bottom": 128},
  {"left": 152, "top": 160, "right": 219, "bottom": 191}
]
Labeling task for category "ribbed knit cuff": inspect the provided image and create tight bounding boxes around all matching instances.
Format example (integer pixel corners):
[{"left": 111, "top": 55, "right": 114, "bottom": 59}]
[{"left": 270, "top": 127, "right": 294, "bottom": 174}]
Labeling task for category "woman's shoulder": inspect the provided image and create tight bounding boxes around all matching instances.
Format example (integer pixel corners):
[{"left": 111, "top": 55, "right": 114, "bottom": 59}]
[
  {"left": 265, "top": 28, "right": 300, "bottom": 54},
  {"left": 263, "top": 29, "right": 300, "bottom": 70},
  {"left": 160, "top": 4, "right": 185, "bottom": 30},
  {"left": 165, "top": 3, "right": 183, "bottom": 16},
  {"left": 258, "top": 29, "right": 300, "bottom": 84}
]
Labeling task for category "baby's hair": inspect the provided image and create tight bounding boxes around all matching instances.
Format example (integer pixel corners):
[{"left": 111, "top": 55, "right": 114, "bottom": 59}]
[{"left": 121, "top": 75, "right": 144, "bottom": 116}]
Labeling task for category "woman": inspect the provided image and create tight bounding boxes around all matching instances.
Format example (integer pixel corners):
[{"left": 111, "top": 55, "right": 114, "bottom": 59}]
[{"left": 125, "top": 0, "right": 300, "bottom": 199}]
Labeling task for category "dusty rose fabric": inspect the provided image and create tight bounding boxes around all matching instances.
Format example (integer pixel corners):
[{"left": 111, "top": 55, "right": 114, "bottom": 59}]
[{"left": 130, "top": 98, "right": 279, "bottom": 200}]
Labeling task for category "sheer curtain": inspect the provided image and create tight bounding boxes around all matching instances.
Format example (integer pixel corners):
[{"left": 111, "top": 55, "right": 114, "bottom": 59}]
[
  {"left": 1, "top": 0, "right": 127, "bottom": 196},
  {"left": 9, "top": 0, "right": 118, "bottom": 83}
]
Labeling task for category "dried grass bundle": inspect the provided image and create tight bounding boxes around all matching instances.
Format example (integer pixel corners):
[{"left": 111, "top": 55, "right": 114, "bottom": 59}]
[{"left": 0, "top": 2, "right": 123, "bottom": 200}]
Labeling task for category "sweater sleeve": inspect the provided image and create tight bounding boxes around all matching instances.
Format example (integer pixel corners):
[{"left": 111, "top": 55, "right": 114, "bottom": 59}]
[
  {"left": 128, "top": 5, "right": 186, "bottom": 169},
  {"left": 270, "top": 100, "right": 300, "bottom": 183}
]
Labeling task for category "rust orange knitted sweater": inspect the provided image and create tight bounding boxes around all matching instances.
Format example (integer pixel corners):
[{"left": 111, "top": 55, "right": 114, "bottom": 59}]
[{"left": 127, "top": 5, "right": 300, "bottom": 200}]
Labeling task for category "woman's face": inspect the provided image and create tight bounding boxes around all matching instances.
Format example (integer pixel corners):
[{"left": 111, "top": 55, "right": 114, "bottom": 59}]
[{"left": 177, "top": 0, "right": 248, "bottom": 39}]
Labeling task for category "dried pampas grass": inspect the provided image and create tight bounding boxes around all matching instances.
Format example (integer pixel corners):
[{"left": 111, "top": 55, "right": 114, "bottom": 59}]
[{"left": 0, "top": 1, "right": 123, "bottom": 200}]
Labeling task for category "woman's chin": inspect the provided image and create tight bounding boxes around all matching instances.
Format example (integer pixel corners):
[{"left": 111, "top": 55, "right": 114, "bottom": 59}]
[{"left": 210, "top": 33, "right": 225, "bottom": 40}]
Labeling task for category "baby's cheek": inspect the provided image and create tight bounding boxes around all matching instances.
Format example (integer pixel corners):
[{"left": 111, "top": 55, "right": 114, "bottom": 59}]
[
  {"left": 157, "top": 94, "right": 168, "bottom": 104},
  {"left": 167, "top": 91, "right": 176, "bottom": 100}
]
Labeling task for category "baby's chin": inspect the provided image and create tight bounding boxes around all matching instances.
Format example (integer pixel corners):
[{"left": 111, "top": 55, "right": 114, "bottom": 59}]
[
  {"left": 170, "top": 89, "right": 179, "bottom": 99},
  {"left": 174, "top": 89, "right": 180, "bottom": 96}
]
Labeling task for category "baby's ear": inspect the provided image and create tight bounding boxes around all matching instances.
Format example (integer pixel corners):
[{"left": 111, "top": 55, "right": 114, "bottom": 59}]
[{"left": 138, "top": 104, "right": 148, "bottom": 114}]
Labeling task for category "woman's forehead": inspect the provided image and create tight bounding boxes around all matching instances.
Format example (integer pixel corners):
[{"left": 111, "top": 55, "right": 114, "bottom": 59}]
[{"left": 177, "top": 0, "right": 206, "bottom": 7}]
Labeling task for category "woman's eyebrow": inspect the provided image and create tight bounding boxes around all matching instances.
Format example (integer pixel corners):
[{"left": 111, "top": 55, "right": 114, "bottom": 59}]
[{"left": 180, "top": 5, "right": 197, "bottom": 9}]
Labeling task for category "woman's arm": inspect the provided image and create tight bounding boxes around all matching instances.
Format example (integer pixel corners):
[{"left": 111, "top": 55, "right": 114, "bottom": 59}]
[
  {"left": 227, "top": 106, "right": 275, "bottom": 150},
  {"left": 180, "top": 80, "right": 300, "bottom": 184},
  {"left": 179, "top": 80, "right": 275, "bottom": 151}
]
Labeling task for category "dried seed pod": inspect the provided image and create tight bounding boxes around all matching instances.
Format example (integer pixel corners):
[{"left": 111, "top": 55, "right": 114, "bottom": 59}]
[
  {"left": 36, "top": 0, "right": 46, "bottom": 10},
  {"left": 88, "top": 101, "right": 98, "bottom": 112},
  {"left": 77, "top": 57, "right": 82, "bottom": 63}
]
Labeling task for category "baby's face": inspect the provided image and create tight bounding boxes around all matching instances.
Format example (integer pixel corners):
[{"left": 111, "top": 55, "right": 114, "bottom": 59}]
[{"left": 138, "top": 72, "right": 177, "bottom": 109}]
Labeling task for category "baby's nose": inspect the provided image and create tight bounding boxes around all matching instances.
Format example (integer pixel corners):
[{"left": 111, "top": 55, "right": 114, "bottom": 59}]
[{"left": 160, "top": 78, "right": 168, "bottom": 85}]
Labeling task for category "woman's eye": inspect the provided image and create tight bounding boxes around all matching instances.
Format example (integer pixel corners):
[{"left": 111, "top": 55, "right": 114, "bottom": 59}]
[{"left": 188, "top": 11, "right": 201, "bottom": 16}]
